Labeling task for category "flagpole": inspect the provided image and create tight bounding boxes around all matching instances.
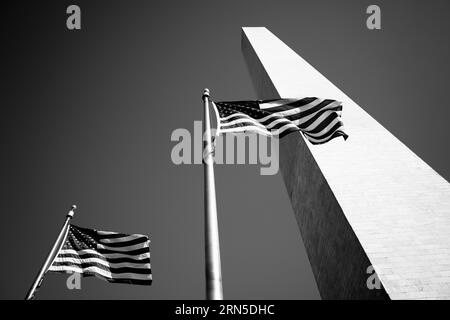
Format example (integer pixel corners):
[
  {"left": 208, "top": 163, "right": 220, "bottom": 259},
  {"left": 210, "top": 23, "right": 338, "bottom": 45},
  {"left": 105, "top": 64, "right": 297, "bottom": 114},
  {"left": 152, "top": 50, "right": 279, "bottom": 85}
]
[
  {"left": 25, "top": 205, "right": 77, "bottom": 300},
  {"left": 202, "top": 88, "right": 223, "bottom": 300}
]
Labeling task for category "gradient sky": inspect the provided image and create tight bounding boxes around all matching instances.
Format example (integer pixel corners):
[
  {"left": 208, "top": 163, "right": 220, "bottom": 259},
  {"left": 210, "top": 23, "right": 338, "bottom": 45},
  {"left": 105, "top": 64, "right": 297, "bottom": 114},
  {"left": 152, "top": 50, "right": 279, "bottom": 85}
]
[{"left": 1, "top": 0, "right": 450, "bottom": 299}]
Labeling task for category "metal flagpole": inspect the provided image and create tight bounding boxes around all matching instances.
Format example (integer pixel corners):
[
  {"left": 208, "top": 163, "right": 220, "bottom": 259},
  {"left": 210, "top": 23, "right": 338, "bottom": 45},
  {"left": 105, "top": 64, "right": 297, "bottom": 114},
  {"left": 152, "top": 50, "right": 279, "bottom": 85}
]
[
  {"left": 202, "top": 88, "right": 223, "bottom": 300},
  {"left": 25, "top": 205, "right": 77, "bottom": 300}
]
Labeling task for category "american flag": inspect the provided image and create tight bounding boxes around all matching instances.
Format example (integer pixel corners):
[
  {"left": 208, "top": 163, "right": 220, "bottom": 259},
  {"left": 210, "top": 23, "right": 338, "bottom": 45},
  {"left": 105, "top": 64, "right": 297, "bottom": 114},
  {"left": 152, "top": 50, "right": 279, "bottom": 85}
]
[
  {"left": 48, "top": 225, "right": 152, "bottom": 285},
  {"left": 212, "top": 98, "right": 348, "bottom": 144}
]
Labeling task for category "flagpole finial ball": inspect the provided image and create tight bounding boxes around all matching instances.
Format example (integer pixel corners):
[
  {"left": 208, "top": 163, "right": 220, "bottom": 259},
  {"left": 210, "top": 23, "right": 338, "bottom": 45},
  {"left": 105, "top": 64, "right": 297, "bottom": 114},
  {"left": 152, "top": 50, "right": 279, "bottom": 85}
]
[
  {"left": 67, "top": 205, "right": 77, "bottom": 218},
  {"left": 203, "top": 88, "right": 210, "bottom": 99}
]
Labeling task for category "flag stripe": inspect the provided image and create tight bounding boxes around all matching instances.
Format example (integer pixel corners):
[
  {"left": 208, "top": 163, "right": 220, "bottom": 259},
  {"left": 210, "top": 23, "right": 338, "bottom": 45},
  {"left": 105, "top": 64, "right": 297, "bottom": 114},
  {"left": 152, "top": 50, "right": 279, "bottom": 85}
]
[
  {"left": 97, "top": 247, "right": 149, "bottom": 256},
  {"left": 260, "top": 97, "right": 317, "bottom": 112},
  {"left": 220, "top": 126, "right": 271, "bottom": 136},
  {"left": 51, "top": 261, "right": 152, "bottom": 275},
  {"left": 57, "top": 253, "right": 151, "bottom": 265},
  {"left": 48, "top": 265, "right": 152, "bottom": 281},
  {"left": 303, "top": 129, "right": 347, "bottom": 144},
  {"left": 98, "top": 235, "right": 147, "bottom": 244},
  {"left": 97, "top": 241, "right": 149, "bottom": 252},
  {"left": 259, "top": 98, "right": 300, "bottom": 110},
  {"left": 53, "top": 257, "right": 151, "bottom": 269},
  {"left": 97, "top": 231, "right": 147, "bottom": 239},
  {"left": 59, "top": 248, "right": 150, "bottom": 260}
]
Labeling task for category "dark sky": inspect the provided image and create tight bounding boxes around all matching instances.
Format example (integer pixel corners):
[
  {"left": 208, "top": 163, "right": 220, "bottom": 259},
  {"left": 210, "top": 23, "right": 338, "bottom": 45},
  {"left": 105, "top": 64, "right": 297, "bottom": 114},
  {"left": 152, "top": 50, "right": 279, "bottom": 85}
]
[{"left": 1, "top": 0, "right": 449, "bottom": 299}]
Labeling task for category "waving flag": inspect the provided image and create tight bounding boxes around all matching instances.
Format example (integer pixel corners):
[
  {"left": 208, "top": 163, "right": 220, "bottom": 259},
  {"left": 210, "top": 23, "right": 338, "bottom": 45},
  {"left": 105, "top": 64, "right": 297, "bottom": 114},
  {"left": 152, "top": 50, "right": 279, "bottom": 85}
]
[
  {"left": 48, "top": 225, "right": 152, "bottom": 285},
  {"left": 212, "top": 97, "right": 348, "bottom": 144}
]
